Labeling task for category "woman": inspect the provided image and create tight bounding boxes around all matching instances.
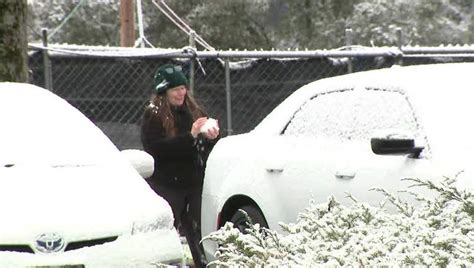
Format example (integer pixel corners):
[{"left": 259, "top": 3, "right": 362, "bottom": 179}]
[{"left": 141, "top": 64, "right": 219, "bottom": 267}]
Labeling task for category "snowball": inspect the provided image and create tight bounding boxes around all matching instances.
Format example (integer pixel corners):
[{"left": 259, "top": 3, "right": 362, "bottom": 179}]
[{"left": 200, "top": 118, "right": 219, "bottom": 133}]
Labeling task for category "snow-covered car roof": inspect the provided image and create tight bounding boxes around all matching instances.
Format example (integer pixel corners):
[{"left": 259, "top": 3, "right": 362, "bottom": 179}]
[
  {"left": 253, "top": 62, "right": 474, "bottom": 166},
  {"left": 256, "top": 63, "right": 474, "bottom": 137}
]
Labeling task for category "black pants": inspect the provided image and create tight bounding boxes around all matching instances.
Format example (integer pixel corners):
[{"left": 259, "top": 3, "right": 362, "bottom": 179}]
[{"left": 154, "top": 184, "right": 207, "bottom": 267}]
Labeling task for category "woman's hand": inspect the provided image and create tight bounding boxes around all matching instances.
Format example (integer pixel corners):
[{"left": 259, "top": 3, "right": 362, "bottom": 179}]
[
  {"left": 203, "top": 119, "right": 220, "bottom": 140},
  {"left": 191, "top": 117, "right": 208, "bottom": 138}
]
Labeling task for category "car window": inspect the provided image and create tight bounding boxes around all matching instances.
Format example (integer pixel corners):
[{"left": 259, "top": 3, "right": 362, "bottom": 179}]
[{"left": 283, "top": 87, "right": 423, "bottom": 143}]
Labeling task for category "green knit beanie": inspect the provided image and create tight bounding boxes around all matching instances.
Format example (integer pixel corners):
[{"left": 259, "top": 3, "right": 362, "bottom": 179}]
[{"left": 153, "top": 64, "right": 188, "bottom": 94}]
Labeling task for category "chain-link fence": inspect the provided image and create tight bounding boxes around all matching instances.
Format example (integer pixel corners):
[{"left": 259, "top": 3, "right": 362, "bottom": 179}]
[{"left": 27, "top": 44, "right": 474, "bottom": 150}]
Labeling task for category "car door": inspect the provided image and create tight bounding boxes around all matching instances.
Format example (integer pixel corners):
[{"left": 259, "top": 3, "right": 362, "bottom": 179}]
[
  {"left": 268, "top": 87, "right": 433, "bottom": 224},
  {"left": 347, "top": 87, "right": 437, "bottom": 208},
  {"left": 264, "top": 87, "right": 359, "bottom": 224}
]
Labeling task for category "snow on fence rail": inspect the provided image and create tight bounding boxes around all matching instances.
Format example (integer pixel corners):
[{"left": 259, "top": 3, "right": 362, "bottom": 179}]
[{"left": 27, "top": 44, "right": 474, "bottom": 150}]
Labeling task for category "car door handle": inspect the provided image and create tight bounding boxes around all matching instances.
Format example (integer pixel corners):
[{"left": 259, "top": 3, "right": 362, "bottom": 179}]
[
  {"left": 335, "top": 172, "right": 355, "bottom": 180},
  {"left": 266, "top": 168, "right": 284, "bottom": 173}
]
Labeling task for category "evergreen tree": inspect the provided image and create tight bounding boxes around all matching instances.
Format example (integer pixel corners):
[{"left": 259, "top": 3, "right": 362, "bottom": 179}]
[
  {"left": 26, "top": 0, "right": 474, "bottom": 49},
  {"left": 28, "top": 0, "right": 120, "bottom": 46},
  {"left": 349, "top": 0, "right": 472, "bottom": 46}
]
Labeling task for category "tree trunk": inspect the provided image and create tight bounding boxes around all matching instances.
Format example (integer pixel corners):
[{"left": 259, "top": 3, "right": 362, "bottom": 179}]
[{"left": 0, "top": 0, "right": 28, "bottom": 82}]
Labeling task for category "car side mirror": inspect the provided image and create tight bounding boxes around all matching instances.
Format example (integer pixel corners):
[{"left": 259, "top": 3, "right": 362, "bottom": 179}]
[
  {"left": 121, "top": 149, "right": 154, "bottom": 179},
  {"left": 371, "top": 137, "right": 424, "bottom": 158}
]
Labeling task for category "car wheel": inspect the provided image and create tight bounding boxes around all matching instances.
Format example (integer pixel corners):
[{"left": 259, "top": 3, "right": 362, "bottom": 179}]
[{"left": 230, "top": 205, "right": 268, "bottom": 233}]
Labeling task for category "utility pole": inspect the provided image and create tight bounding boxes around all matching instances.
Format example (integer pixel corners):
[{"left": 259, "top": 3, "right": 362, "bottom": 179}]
[{"left": 120, "top": 0, "right": 135, "bottom": 47}]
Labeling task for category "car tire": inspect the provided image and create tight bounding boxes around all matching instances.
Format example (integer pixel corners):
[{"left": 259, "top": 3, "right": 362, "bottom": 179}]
[{"left": 230, "top": 205, "right": 268, "bottom": 233}]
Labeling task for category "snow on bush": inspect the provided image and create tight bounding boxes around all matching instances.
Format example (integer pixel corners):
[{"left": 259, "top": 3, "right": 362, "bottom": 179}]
[{"left": 203, "top": 177, "right": 474, "bottom": 266}]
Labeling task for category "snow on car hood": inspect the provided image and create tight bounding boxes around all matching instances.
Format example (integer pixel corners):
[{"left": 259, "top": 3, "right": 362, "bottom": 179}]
[
  {"left": 0, "top": 161, "right": 173, "bottom": 243},
  {"left": 0, "top": 82, "right": 123, "bottom": 167}
]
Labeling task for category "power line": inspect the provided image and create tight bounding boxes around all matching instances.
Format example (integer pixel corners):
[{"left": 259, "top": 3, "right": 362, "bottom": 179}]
[
  {"left": 48, "top": 0, "right": 86, "bottom": 39},
  {"left": 151, "top": 0, "right": 215, "bottom": 51}
]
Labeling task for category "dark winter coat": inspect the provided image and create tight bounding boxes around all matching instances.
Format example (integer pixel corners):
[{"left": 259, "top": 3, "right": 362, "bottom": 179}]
[{"left": 140, "top": 102, "right": 216, "bottom": 189}]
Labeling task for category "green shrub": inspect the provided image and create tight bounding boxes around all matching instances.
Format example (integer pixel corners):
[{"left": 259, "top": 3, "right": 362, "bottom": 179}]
[{"left": 203, "top": 176, "right": 474, "bottom": 266}]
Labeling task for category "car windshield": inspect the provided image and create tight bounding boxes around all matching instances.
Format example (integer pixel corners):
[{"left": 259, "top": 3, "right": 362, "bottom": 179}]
[{"left": 0, "top": 86, "right": 119, "bottom": 166}]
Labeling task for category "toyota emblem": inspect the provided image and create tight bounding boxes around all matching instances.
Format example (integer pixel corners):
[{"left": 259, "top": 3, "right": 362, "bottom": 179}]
[{"left": 35, "top": 233, "right": 65, "bottom": 253}]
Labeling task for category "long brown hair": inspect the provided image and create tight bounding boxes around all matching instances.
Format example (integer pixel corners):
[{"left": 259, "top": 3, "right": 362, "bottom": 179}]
[{"left": 147, "top": 91, "right": 206, "bottom": 137}]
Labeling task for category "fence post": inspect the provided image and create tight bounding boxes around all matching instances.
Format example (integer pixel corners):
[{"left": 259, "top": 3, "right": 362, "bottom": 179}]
[
  {"left": 41, "top": 28, "right": 53, "bottom": 91},
  {"left": 188, "top": 30, "right": 196, "bottom": 94},
  {"left": 345, "top": 28, "right": 353, "bottom": 73},
  {"left": 396, "top": 27, "right": 404, "bottom": 66},
  {"left": 224, "top": 58, "right": 233, "bottom": 136}
]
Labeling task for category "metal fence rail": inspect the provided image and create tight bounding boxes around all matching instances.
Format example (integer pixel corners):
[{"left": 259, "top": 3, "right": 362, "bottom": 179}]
[{"left": 27, "top": 44, "right": 474, "bottom": 150}]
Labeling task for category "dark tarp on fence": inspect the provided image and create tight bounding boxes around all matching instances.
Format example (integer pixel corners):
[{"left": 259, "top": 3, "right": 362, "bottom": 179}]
[{"left": 28, "top": 49, "right": 474, "bottom": 149}]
